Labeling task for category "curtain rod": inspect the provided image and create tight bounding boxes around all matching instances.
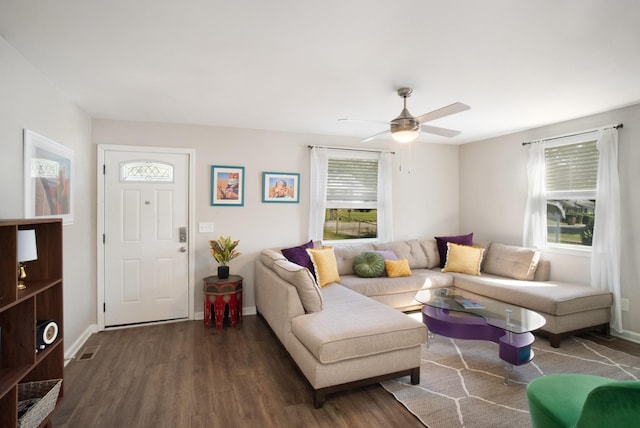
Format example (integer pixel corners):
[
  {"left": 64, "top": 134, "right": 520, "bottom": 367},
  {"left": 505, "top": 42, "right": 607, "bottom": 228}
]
[
  {"left": 307, "top": 145, "right": 395, "bottom": 154},
  {"left": 522, "top": 123, "right": 623, "bottom": 146}
]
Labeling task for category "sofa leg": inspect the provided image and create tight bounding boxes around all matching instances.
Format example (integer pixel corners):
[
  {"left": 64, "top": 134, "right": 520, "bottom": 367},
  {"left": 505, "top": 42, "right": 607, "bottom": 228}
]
[
  {"left": 411, "top": 367, "right": 420, "bottom": 385},
  {"left": 313, "top": 389, "right": 325, "bottom": 409},
  {"left": 549, "top": 334, "right": 561, "bottom": 348}
]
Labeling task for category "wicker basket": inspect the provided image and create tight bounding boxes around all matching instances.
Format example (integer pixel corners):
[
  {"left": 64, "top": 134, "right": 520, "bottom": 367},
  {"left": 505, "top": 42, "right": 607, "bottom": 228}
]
[{"left": 17, "top": 379, "right": 62, "bottom": 428}]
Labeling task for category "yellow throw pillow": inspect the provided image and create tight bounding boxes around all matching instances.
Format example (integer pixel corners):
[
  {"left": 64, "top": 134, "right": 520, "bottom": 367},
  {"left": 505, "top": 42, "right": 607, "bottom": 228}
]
[
  {"left": 385, "top": 258, "right": 412, "bottom": 278},
  {"left": 306, "top": 247, "right": 340, "bottom": 287},
  {"left": 442, "top": 242, "right": 484, "bottom": 276}
]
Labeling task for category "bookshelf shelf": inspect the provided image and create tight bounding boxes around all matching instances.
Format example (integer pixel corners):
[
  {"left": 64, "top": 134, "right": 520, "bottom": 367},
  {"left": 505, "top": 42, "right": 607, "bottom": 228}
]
[{"left": 0, "top": 219, "right": 64, "bottom": 428}]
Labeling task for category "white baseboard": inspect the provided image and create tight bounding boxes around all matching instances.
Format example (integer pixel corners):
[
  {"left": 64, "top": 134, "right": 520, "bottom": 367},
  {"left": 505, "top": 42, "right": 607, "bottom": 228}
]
[
  {"left": 612, "top": 329, "right": 640, "bottom": 345},
  {"left": 64, "top": 324, "right": 99, "bottom": 366}
]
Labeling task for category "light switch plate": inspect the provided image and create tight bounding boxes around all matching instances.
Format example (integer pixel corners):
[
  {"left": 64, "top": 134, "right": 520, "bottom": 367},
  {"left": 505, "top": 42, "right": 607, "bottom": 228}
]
[{"left": 199, "top": 222, "right": 215, "bottom": 233}]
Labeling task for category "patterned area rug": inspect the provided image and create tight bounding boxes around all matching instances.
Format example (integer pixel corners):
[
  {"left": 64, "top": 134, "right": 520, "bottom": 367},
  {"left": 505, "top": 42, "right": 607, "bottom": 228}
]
[{"left": 382, "top": 335, "right": 640, "bottom": 427}]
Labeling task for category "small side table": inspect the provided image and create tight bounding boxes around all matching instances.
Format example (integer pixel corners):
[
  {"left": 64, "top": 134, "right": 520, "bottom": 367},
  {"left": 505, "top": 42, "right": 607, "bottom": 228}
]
[{"left": 203, "top": 275, "right": 243, "bottom": 330}]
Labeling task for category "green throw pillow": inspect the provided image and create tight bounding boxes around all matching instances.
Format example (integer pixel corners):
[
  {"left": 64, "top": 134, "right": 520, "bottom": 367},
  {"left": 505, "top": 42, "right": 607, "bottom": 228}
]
[{"left": 353, "top": 252, "right": 385, "bottom": 278}]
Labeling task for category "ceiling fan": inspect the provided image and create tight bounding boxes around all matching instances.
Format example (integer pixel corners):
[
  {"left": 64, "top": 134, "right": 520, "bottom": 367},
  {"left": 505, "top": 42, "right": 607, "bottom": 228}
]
[{"left": 339, "top": 88, "right": 470, "bottom": 143}]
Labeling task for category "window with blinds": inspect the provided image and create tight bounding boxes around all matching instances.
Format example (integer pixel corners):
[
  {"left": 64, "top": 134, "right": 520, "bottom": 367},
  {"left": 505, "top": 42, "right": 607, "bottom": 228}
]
[
  {"left": 323, "top": 156, "right": 378, "bottom": 240},
  {"left": 545, "top": 141, "right": 598, "bottom": 193},
  {"left": 326, "top": 158, "right": 378, "bottom": 207},
  {"left": 544, "top": 139, "right": 598, "bottom": 247}
]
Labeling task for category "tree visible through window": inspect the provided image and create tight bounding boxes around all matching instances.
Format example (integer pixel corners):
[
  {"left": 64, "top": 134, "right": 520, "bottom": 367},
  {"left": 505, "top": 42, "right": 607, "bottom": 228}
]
[{"left": 545, "top": 140, "right": 598, "bottom": 247}]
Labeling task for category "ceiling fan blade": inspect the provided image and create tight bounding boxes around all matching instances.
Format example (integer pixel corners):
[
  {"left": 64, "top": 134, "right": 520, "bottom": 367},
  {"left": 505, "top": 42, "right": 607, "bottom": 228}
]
[
  {"left": 361, "top": 129, "right": 390, "bottom": 143},
  {"left": 338, "top": 118, "right": 390, "bottom": 126},
  {"left": 420, "top": 125, "right": 461, "bottom": 138},
  {"left": 415, "top": 102, "right": 471, "bottom": 123}
]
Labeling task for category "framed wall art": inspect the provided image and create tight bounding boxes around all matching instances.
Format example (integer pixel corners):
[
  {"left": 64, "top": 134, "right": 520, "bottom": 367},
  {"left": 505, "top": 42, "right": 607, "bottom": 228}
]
[
  {"left": 262, "top": 172, "right": 300, "bottom": 203},
  {"left": 24, "top": 129, "right": 75, "bottom": 225},
  {"left": 211, "top": 165, "right": 245, "bottom": 206}
]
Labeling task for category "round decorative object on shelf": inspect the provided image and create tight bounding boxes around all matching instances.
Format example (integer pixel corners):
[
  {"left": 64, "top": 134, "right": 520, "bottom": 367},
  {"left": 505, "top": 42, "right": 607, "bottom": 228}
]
[
  {"left": 218, "top": 265, "right": 230, "bottom": 279},
  {"left": 36, "top": 320, "right": 58, "bottom": 352}
]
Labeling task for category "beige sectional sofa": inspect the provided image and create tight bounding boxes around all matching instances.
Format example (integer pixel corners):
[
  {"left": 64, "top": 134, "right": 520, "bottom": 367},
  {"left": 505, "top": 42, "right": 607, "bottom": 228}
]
[
  {"left": 254, "top": 237, "right": 613, "bottom": 406},
  {"left": 256, "top": 248, "right": 426, "bottom": 407}
]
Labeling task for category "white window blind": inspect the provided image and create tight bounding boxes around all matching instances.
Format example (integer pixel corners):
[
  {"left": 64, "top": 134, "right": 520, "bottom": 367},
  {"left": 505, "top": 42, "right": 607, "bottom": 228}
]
[
  {"left": 326, "top": 157, "right": 378, "bottom": 207},
  {"left": 545, "top": 141, "right": 598, "bottom": 192}
]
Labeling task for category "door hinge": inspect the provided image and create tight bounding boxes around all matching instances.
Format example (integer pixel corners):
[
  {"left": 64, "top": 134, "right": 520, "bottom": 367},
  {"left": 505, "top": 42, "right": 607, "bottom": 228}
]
[
  {"left": 103, "top": 234, "right": 105, "bottom": 244},
  {"left": 103, "top": 303, "right": 106, "bottom": 312},
  {"left": 103, "top": 164, "right": 106, "bottom": 174}
]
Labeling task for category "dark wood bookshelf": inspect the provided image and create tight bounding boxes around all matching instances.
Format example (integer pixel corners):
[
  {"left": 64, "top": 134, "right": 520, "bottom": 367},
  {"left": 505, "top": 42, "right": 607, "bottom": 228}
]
[{"left": 0, "top": 219, "right": 64, "bottom": 427}]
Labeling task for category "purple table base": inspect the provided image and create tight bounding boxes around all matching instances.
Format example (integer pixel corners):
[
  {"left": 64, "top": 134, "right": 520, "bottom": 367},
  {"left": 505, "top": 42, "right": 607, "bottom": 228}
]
[{"left": 422, "top": 305, "right": 535, "bottom": 383}]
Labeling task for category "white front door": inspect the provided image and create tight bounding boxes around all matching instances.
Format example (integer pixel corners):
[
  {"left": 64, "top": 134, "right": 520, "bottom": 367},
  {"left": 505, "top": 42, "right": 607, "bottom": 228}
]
[{"left": 103, "top": 150, "right": 189, "bottom": 327}]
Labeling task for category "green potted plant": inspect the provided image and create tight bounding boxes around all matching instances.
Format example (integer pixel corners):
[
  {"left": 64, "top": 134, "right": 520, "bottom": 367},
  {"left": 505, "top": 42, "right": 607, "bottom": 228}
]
[{"left": 209, "top": 236, "right": 240, "bottom": 279}]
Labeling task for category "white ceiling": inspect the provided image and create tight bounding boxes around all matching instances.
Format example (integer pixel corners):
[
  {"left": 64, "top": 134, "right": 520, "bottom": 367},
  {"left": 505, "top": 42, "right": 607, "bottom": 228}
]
[{"left": 1, "top": 0, "right": 639, "bottom": 144}]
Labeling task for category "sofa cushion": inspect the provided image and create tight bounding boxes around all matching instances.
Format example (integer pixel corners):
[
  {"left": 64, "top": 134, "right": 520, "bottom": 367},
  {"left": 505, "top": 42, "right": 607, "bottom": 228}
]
[
  {"left": 374, "top": 240, "right": 429, "bottom": 269},
  {"left": 483, "top": 243, "right": 541, "bottom": 280},
  {"left": 260, "top": 248, "right": 287, "bottom": 269},
  {"left": 435, "top": 233, "right": 474, "bottom": 268},
  {"left": 339, "top": 269, "right": 453, "bottom": 297},
  {"left": 333, "top": 243, "right": 376, "bottom": 276},
  {"left": 307, "top": 247, "right": 340, "bottom": 287},
  {"left": 421, "top": 239, "right": 441, "bottom": 269},
  {"left": 451, "top": 272, "right": 613, "bottom": 316},
  {"left": 291, "top": 285, "right": 427, "bottom": 364},
  {"left": 282, "top": 240, "right": 316, "bottom": 276},
  {"left": 353, "top": 252, "right": 386, "bottom": 278},
  {"left": 442, "top": 243, "right": 484, "bottom": 276},
  {"left": 272, "top": 259, "right": 323, "bottom": 313},
  {"left": 385, "top": 258, "right": 412, "bottom": 277}
]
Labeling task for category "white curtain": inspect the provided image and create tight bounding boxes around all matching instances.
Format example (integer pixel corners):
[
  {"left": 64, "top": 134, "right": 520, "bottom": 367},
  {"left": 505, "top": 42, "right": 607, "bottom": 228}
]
[
  {"left": 522, "top": 142, "right": 547, "bottom": 248},
  {"left": 377, "top": 151, "right": 394, "bottom": 242},
  {"left": 591, "top": 128, "right": 623, "bottom": 333},
  {"left": 308, "top": 147, "right": 328, "bottom": 241}
]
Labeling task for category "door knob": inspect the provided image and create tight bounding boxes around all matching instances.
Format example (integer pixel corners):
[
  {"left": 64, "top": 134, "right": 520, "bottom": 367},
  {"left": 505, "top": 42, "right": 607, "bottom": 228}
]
[{"left": 179, "top": 247, "right": 187, "bottom": 252}]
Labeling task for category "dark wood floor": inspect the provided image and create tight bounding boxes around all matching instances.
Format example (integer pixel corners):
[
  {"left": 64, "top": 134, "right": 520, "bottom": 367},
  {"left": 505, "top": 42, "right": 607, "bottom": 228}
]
[
  {"left": 52, "top": 315, "right": 425, "bottom": 427},
  {"left": 52, "top": 315, "right": 640, "bottom": 428}
]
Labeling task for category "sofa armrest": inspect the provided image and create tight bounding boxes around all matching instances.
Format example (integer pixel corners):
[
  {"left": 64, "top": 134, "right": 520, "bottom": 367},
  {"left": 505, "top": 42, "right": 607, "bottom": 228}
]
[{"left": 255, "top": 258, "right": 305, "bottom": 346}]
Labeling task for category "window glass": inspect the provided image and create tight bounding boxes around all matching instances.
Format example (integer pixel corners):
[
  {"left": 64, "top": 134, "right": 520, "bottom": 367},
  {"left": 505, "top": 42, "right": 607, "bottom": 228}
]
[
  {"left": 120, "top": 161, "right": 174, "bottom": 183},
  {"left": 324, "top": 209, "right": 378, "bottom": 240},
  {"left": 546, "top": 199, "right": 595, "bottom": 246},
  {"left": 544, "top": 140, "right": 598, "bottom": 248}
]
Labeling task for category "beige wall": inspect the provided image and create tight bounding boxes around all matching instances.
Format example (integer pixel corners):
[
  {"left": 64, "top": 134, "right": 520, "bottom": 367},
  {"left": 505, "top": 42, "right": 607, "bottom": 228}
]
[
  {"left": 460, "top": 103, "right": 640, "bottom": 343},
  {"left": 0, "top": 36, "right": 96, "bottom": 354},
  {"left": 92, "top": 120, "right": 461, "bottom": 314}
]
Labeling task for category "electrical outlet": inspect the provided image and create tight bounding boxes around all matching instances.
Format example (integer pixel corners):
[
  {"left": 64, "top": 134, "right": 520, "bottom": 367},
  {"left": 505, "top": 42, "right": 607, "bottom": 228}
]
[
  {"left": 621, "top": 298, "right": 629, "bottom": 312},
  {"left": 199, "top": 222, "right": 215, "bottom": 233}
]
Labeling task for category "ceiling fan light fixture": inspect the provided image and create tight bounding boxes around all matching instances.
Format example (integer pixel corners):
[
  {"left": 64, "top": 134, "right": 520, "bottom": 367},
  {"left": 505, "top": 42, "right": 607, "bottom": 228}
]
[
  {"left": 392, "top": 129, "right": 420, "bottom": 143},
  {"left": 390, "top": 118, "right": 420, "bottom": 143}
]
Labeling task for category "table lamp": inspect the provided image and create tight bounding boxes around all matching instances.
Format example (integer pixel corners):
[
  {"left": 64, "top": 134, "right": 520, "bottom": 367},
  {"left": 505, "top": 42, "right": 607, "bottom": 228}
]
[{"left": 17, "top": 229, "right": 38, "bottom": 290}]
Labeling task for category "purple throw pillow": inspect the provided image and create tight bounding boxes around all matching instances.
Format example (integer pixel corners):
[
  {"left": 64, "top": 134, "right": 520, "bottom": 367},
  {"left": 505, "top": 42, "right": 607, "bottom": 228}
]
[
  {"left": 435, "top": 233, "right": 474, "bottom": 268},
  {"left": 373, "top": 250, "right": 399, "bottom": 260},
  {"left": 281, "top": 240, "right": 315, "bottom": 276}
]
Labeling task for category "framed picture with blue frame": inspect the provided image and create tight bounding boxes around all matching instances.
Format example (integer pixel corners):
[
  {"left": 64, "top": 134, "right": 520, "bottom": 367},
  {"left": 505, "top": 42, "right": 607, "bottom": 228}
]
[
  {"left": 211, "top": 165, "right": 245, "bottom": 206},
  {"left": 262, "top": 172, "right": 300, "bottom": 203}
]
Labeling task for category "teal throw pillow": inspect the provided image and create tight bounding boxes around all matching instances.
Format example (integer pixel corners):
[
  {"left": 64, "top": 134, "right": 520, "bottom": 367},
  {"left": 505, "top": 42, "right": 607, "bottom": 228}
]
[{"left": 353, "top": 252, "right": 386, "bottom": 278}]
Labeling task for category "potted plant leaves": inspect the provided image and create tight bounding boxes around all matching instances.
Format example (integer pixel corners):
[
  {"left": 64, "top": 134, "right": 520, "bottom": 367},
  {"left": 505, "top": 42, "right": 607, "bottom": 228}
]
[{"left": 209, "top": 236, "right": 240, "bottom": 279}]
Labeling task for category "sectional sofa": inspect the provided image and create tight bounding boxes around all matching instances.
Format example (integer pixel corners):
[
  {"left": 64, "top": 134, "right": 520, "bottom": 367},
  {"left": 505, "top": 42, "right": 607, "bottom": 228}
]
[{"left": 254, "top": 236, "right": 613, "bottom": 406}]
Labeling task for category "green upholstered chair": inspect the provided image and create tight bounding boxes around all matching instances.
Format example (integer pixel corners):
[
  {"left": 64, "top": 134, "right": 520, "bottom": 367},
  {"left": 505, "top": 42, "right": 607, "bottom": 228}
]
[{"left": 527, "top": 374, "right": 640, "bottom": 428}]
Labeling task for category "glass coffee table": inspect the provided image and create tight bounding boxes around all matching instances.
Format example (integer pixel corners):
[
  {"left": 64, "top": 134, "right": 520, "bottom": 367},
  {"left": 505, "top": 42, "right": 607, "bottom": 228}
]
[{"left": 415, "top": 287, "right": 546, "bottom": 383}]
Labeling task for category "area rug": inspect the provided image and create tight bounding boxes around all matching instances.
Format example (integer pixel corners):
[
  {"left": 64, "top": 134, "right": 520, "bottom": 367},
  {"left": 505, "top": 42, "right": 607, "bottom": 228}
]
[{"left": 381, "top": 335, "right": 640, "bottom": 427}]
